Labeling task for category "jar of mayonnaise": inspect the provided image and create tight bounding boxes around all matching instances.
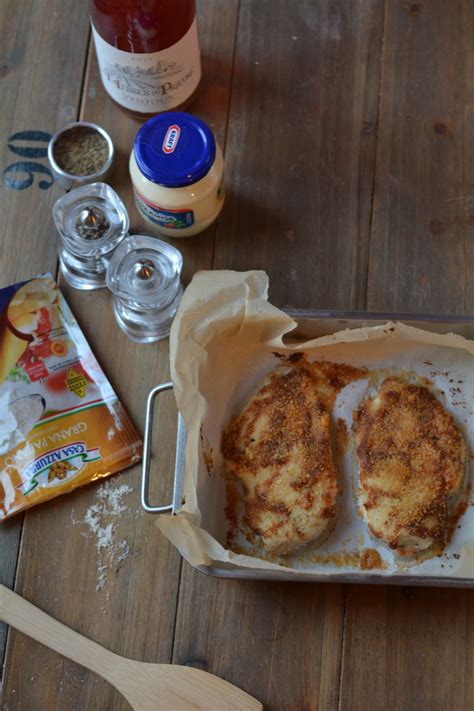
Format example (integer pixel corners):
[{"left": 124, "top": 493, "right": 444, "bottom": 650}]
[{"left": 130, "top": 112, "right": 224, "bottom": 237}]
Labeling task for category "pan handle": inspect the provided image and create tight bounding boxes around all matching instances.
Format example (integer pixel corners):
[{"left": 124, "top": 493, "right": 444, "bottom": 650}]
[{"left": 141, "top": 382, "right": 185, "bottom": 514}]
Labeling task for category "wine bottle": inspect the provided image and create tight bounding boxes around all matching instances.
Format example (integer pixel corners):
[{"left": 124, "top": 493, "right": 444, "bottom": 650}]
[{"left": 89, "top": 0, "right": 201, "bottom": 116}]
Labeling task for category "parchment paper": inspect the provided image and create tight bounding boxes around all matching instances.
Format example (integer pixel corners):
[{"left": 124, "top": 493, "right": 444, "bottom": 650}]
[{"left": 157, "top": 271, "right": 474, "bottom": 581}]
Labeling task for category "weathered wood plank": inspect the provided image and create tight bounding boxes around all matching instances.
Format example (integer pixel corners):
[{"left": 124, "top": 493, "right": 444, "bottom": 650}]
[
  {"left": 340, "top": 586, "right": 474, "bottom": 711},
  {"left": 340, "top": 2, "right": 474, "bottom": 710},
  {"left": 213, "top": 0, "right": 384, "bottom": 311},
  {"left": 174, "top": 571, "right": 345, "bottom": 710},
  {"left": 0, "top": 0, "right": 90, "bottom": 283},
  {"left": 366, "top": 0, "right": 474, "bottom": 314},
  {"left": 0, "top": 0, "right": 90, "bottom": 689},
  {"left": 0, "top": 518, "right": 22, "bottom": 680},
  {"left": 1, "top": 0, "right": 239, "bottom": 708},
  {"left": 172, "top": 2, "right": 385, "bottom": 710}
]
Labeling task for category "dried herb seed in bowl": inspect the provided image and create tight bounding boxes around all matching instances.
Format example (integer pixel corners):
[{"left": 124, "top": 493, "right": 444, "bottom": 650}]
[{"left": 52, "top": 126, "right": 110, "bottom": 176}]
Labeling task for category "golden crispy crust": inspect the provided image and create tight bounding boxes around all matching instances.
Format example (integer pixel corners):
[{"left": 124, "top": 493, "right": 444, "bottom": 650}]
[
  {"left": 353, "top": 377, "right": 467, "bottom": 556},
  {"left": 222, "top": 357, "right": 365, "bottom": 555}
]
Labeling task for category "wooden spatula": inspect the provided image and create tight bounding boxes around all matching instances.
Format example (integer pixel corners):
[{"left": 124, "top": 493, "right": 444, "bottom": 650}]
[{"left": 0, "top": 584, "right": 262, "bottom": 710}]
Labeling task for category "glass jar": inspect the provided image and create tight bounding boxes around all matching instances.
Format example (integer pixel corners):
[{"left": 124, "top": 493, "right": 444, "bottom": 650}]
[
  {"left": 89, "top": 0, "right": 201, "bottom": 117},
  {"left": 129, "top": 112, "right": 225, "bottom": 237}
]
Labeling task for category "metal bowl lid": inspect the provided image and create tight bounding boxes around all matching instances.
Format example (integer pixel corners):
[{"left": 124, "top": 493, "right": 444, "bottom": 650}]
[{"left": 133, "top": 112, "right": 216, "bottom": 189}]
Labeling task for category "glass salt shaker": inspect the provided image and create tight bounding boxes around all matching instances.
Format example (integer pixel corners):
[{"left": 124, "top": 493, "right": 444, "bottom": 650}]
[
  {"left": 52, "top": 182, "right": 129, "bottom": 290},
  {"left": 106, "top": 235, "right": 183, "bottom": 343}
]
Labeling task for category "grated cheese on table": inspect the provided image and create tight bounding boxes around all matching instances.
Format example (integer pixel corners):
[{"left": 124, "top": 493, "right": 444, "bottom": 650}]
[{"left": 79, "top": 480, "right": 135, "bottom": 591}]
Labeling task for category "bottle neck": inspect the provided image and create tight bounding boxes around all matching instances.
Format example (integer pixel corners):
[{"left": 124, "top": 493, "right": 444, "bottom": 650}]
[{"left": 89, "top": 0, "right": 196, "bottom": 53}]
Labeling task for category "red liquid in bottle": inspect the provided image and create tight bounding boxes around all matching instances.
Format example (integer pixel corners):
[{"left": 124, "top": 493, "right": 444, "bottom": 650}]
[{"left": 90, "top": 0, "right": 200, "bottom": 116}]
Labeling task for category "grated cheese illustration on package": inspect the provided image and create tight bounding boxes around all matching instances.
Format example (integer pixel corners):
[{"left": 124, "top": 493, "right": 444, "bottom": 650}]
[{"left": 0, "top": 275, "right": 142, "bottom": 520}]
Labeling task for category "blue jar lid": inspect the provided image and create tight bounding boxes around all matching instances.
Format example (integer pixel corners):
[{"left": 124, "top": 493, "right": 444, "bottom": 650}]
[{"left": 133, "top": 112, "right": 216, "bottom": 188}]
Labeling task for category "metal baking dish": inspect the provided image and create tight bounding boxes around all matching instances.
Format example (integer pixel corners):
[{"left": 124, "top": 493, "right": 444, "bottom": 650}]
[{"left": 142, "top": 310, "right": 474, "bottom": 587}]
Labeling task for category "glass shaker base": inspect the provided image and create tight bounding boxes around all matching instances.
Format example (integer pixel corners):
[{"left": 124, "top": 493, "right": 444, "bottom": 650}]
[
  {"left": 59, "top": 256, "right": 107, "bottom": 291},
  {"left": 112, "top": 299, "right": 175, "bottom": 343}
]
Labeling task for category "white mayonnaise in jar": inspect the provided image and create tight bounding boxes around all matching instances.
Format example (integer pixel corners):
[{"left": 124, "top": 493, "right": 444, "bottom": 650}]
[{"left": 130, "top": 112, "right": 224, "bottom": 237}]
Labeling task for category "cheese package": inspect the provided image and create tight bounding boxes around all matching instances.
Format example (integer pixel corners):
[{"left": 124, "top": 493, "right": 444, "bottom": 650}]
[{"left": 0, "top": 275, "right": 142, "bottom": 520}]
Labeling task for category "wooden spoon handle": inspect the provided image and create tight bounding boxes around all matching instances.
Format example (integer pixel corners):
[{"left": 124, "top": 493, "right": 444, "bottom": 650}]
[{"left": 0, "top": 584, "right": 121, "bottom": 681}]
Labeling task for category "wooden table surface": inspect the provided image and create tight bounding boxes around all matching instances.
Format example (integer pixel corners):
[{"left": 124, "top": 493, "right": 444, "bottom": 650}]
[{"left": 1, "top": 1, "right": 473, "bottom": 709}]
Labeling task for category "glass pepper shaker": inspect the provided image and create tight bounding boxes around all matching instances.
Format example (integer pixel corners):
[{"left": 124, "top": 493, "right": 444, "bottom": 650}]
[
  {"left": 52, "top": 182, "right": 129, "bottom": 290},
  {"left": 106, "top": 235, "right": 183, "bottom": 342}
]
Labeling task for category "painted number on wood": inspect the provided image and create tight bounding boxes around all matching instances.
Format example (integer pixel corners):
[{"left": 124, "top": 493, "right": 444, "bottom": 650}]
[{"left": 3, "top": 131, "right": 54, "bottom": 190}]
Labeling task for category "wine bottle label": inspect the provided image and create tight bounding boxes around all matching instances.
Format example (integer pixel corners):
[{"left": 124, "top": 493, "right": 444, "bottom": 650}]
[{"left": 91, "top": 17, "right": 201, "bottom": 113}]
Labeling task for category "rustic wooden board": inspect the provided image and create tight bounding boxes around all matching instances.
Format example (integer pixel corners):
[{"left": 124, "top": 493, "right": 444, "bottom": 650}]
[
  {"left": 340, "top": 2, "right": 474, "bottom": 710},
  {"left": 0, "top": 0, "right": 90, "bottom": 687},
  {"left": 0, "top": 519, "right": 21, "bottom": 678},
  {"left": 213, "top": 0, "right": 384, "bottom": 311},
  {"left": 366, "top": 0, "right": 474, "bottom": 314},
  {"left": 2, "top": 0, "right": 473, "bottom": 709},
  {"left": 173, "top": 571, "right": 345, "bottom": 710},
  {"left": 1, "top": 1, "right": 239, "bottom": 708},
  {"left": 0, "top": 0, "right": 90, "bottom": 284},
  {"left": 340, "top": 586, "right": 474, "bottom": 711},
  {"left": 172, "top": 2, "right": 385, "bottom": 710}
]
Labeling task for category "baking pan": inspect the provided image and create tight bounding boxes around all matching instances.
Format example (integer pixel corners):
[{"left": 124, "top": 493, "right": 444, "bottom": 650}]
[{"left": 142, "top": 310, "right": 474, "bottom": 587}]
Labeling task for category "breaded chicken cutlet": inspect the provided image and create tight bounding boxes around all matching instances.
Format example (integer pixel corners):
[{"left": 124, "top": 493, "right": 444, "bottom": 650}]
[
  {"left": 353, "top": 377, "right": 467, "bottom": 558},
  {"left": 222, "top": 358, "right": 365, "bottom": 555}
]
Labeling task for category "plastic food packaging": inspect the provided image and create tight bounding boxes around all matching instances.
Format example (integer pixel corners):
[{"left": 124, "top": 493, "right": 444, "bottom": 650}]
[{"left": 0, "top": 275, "right": 142, "bottom": 520}]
